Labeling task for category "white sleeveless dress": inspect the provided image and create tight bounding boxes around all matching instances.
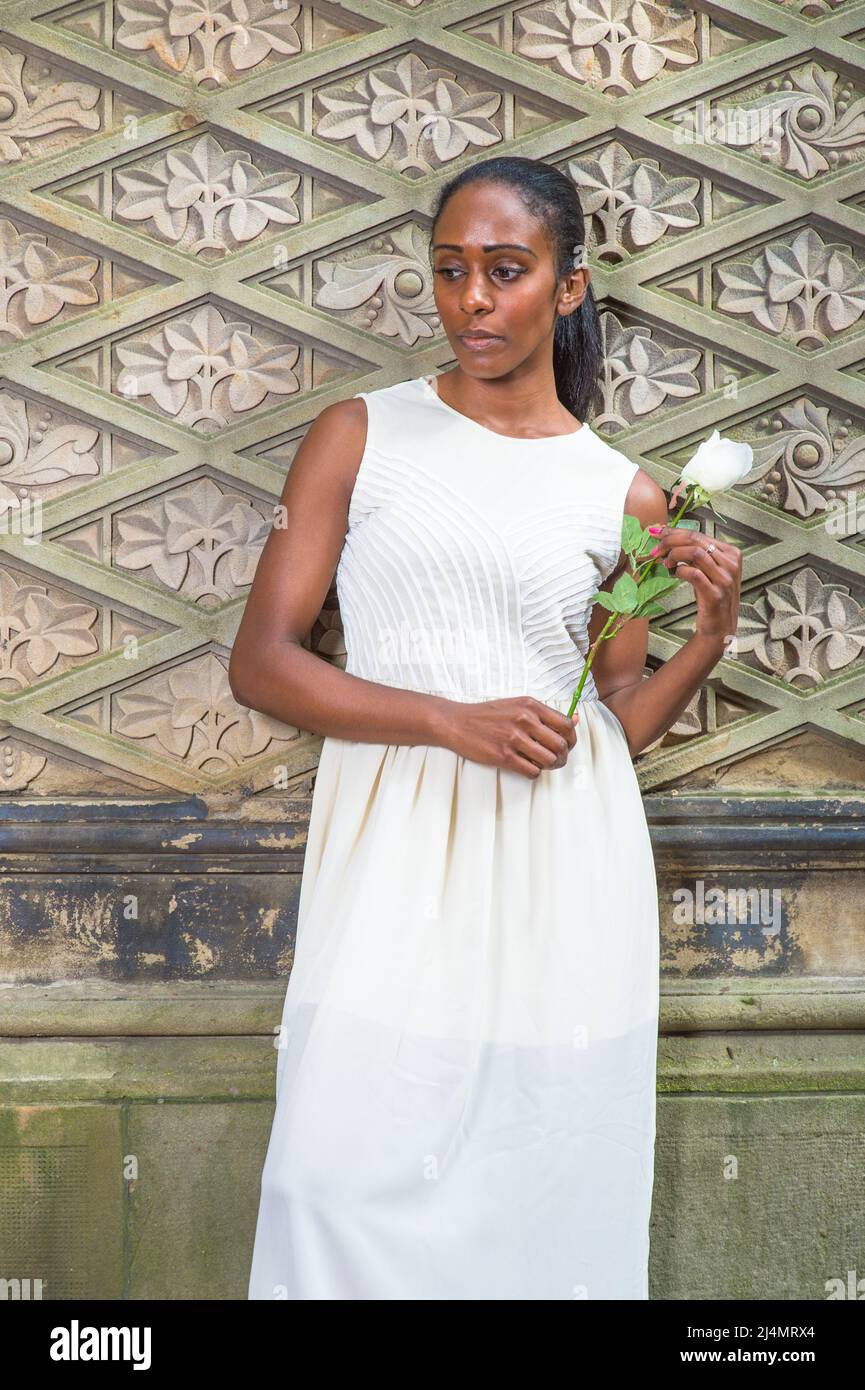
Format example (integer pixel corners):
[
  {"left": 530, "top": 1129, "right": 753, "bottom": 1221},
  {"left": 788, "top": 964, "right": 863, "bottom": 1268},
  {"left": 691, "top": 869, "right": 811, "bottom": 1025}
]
[{"left": 247, "top": 373, "right": 660, "bottom": 1301}]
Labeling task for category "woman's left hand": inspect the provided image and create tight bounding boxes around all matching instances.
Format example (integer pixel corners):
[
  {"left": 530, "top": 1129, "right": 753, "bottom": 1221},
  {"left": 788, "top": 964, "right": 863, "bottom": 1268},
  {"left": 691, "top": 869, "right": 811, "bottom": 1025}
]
[{"left": 649, "top": 526, "right": 742, "bottom": 647}]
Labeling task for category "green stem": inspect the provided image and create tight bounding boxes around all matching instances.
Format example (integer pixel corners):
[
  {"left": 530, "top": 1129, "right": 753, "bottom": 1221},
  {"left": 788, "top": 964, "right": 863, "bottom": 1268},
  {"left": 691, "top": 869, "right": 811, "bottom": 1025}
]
[
  {"left": 567, "top": 612, "right": 623, "bottom": 718},
  {"left": 567, "top": 482, "right": 705, "bottom": 715},
  {"left": 632, "top": 484, "right": 702, "bottom": 584}
]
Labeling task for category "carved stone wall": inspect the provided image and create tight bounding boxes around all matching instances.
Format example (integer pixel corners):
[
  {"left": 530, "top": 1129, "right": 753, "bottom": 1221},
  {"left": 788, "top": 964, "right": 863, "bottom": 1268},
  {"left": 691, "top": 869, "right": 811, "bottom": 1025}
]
[
  {"left": 0, "top": 0, "right": 863, "bottom": 804},
  {"left": 1, "top": 0, "right": 865, "bottom": 1302}
]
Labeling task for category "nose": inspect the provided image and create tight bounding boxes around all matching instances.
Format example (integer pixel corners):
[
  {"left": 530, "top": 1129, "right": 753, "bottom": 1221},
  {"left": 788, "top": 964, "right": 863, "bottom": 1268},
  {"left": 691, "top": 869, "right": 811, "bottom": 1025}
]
[{"left": 459, "top": 268, "right": 495, "bottom": 313}]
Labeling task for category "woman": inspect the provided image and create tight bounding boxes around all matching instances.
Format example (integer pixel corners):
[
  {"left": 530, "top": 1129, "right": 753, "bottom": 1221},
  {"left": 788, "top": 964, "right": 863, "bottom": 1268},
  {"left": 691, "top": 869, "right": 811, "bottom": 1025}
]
[{"left": 233, "top": 154, "right": 742, "bottom": 1300}]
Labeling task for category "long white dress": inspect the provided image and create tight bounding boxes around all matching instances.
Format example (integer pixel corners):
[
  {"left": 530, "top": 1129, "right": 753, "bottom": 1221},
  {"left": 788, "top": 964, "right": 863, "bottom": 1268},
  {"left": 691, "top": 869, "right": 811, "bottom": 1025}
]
[{"left": 247, "top": 373, "right": 660, "bottom": 1301}]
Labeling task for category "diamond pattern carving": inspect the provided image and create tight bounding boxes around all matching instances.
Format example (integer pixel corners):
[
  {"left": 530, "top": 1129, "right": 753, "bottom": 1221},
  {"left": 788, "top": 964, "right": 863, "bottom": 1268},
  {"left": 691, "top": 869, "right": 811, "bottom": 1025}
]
[
  {"left": 737, "top": 565, "right": 865, "bottom": 686},
  {"left": 49, "top": 0, "right": 374, "bottom": 87},
  {"left": 744, "top": 399, "right": 865, "bottom": 518},
  {"left": 105, "top": 650, "right": 292, "bottom": 767},
  {"left": 0, "top": 560, "right": 164, "bottom": 691},
  {"left": 51, "top": 474, "right": 273, "bottom": 606},
  {"left": 0, "top": 214, "right": 164, "bottom": 339},
  {"left": 261, "top": 220, "right": 440, "bottom": 344},
  {"left": 666, "top": 61, "right": 865, "bottom": 181},
  {"left": 592, "top": 306, "right": 761, "bottom": 432},
  {"left": 0, "top": 389, "right": 164, "bottom": 505},
  {"left": 112, "top": 133, "right": 303, "bottom": 255},
  {"left": 461, "top": 0, "right": 764, "bottom": 94}
]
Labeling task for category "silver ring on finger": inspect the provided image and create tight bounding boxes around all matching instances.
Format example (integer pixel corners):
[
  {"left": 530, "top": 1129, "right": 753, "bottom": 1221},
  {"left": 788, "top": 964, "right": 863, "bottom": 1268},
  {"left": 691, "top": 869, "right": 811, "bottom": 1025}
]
[{"left": 706, "top": 542, "right": 716, "bottom": 555}]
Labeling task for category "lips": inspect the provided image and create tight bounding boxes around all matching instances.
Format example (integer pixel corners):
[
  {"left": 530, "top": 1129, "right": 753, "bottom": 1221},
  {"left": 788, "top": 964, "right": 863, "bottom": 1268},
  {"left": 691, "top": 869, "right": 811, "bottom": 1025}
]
[{"left": 458, "top": 332, "right": 504, "bottom": 350}]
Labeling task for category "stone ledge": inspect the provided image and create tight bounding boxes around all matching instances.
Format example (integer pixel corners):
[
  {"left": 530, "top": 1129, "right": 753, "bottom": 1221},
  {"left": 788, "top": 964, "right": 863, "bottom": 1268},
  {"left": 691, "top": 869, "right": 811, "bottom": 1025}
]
[
  {"left": 0, "top": 796, "right": 863, "bottom": 860},
  {"left": 1, "top": 1030, "right": 864, "bottom": 1103},
  {"left": 2, "top": 977, "right": 865, "bottom": 1035}
]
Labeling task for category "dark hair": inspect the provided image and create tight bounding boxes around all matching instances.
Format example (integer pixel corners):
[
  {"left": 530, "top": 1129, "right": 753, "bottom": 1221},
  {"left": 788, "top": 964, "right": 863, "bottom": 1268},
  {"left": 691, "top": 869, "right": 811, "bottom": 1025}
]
[{"left": 429, "top": 155, "right": 603, "bottom": 425}]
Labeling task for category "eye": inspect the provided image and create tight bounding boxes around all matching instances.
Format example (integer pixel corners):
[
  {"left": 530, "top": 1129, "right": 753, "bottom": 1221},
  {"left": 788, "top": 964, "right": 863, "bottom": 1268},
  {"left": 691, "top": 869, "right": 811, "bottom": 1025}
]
[{"left": 434, "top": 265, "right": 525, "bottom": 282}]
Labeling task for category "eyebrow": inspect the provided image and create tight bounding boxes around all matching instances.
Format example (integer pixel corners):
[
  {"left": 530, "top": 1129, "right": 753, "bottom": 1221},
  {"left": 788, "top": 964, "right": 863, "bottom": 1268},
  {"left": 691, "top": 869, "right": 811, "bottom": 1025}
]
[{"left": 431, "top": 242, "right": 538, "bottom": 258}]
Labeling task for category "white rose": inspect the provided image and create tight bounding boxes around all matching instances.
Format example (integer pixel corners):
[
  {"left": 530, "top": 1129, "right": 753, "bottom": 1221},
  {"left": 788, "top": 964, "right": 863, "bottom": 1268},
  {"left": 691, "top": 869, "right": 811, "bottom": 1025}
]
[{"left": 678, "top": 429, "right": 753, "bottom": 494}]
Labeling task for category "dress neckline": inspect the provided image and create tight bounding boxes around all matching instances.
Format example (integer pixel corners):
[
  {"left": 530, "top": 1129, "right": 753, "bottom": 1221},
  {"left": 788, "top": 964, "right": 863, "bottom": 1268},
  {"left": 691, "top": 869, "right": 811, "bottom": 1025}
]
[{"left": 420, "top": 374, "right": 589, "bottom": 444}]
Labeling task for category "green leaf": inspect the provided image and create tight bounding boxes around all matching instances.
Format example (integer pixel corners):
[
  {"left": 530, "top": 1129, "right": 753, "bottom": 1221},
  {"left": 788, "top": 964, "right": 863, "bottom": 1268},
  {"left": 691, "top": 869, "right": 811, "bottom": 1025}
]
[
  {"left": 590, "top": 591, "right": 619, "bottom": 612},
  {"left": 636, "top": 573, "right": 678, "bottom": 601},
  {"left": 634, "top": 601, "right": 667, "bottom": 619},
  {"left": 610, "top": 570, "right": 640, "bottom": 613},
  {"left": 621, "top": 513, "right": 646, "bottom": 554}
]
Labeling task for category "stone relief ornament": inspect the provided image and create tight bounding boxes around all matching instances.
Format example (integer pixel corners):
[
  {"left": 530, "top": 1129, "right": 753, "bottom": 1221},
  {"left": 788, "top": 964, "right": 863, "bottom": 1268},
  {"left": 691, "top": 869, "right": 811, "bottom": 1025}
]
[
  {"left": 0, "top": 567, "right": 99, "bottom": 688},
  {"left": 514, "top": 0, "right": 698, "bottom": 93},
  {"left": 0, "top": 217, "right": 99, "bottom": 338},
  {"left": 0, "top": 739, "right": 47, "bottom": 792},
  {"left": 114, "top": 303, "right": 301, "bottom": 429},
  {"left": 595, "top": 310, "right": 701, "bottom": 424},
  {"left": 567, "top": 143, "right": 701, "bottom": 257},
  {"left": 0, "top": 393, "right": 100, "bottom": 503},
  {"left": 315, "top": 52, "right": 502, "bottom": 173},
  {"left": 112, "top": 652, "right": 296, "bottom": 768},
  {"left": 744, "top": 401, "right": 865, "bottom": 518},
  {"left": 675, "top": 63, "right": 865, "bottom": 180},
  {"left": 735, "top": 566, "right": 865, "bottom": 686},
  {"left": 769, "top": 1, "right": 845, "bottom": 14},
  {"left": 314, "top": 224, "right": 438, "bottom": 344},
  {"left": 115, "top": 477, "right": 272, "bottom": 605},
  {"left": 0, "top": 43, "right": 101, "bottom": 163},
  {"left": 715, "top": 227, "right": 865, "bottom": 349},
  {"left": 115, "top": 0, "right": 302, "bottom": 84},
  {"left": 115, "top": 133, "right": 301, "bottom": 255}
]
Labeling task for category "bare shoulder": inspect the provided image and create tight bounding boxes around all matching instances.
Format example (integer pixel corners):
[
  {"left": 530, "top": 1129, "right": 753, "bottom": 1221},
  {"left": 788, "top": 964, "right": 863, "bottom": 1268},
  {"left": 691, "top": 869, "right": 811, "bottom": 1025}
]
[
  {"left": 591, "top": 433, "right": 668, "bottom": 527},
  {"left": 281, "top": 395, "right": 368, "bottom": 508},
  {"left": 624, "top": 465, "right": 668, "bottom": 529},
  {"left": 307, "top": 394, "right": 368, "bottom": 444},
  {"left": 600, "top": 465, "right": 669, "bottom": 588}
]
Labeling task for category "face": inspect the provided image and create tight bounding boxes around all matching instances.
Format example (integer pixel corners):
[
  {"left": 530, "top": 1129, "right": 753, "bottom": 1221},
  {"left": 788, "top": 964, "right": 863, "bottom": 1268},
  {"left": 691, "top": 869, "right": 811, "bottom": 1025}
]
[{"left": 430, "top": 180, "right": 588, "bottom": 377}]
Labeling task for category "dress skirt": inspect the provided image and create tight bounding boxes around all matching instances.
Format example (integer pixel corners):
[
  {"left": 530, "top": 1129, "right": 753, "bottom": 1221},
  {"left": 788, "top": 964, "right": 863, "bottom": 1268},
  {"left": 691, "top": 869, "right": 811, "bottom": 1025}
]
[{"left": 247, "top": 694, "right": 660, "bottom": 1301}]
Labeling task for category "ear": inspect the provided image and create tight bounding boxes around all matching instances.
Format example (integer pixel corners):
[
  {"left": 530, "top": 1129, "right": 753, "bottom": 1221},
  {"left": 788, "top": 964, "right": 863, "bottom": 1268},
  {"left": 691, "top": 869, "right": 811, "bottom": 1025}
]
[{"left": 557, "top": 265, "right": 589, "bottom": 317}]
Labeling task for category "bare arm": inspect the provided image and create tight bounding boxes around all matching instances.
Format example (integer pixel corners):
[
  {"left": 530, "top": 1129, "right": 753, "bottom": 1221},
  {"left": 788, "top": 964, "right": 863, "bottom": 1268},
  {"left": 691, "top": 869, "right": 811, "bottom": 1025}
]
[
  {"left": 228, "top": 397, "right": 452, "bottom": 746},
  {"left": 588, "top": 469, "right": 737, "bottom": 759}
]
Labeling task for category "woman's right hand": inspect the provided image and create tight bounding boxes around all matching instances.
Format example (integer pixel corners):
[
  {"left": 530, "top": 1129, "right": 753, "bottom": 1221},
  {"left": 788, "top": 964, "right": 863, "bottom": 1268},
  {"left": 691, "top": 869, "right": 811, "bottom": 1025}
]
[{"left": 437, "top": 696, "right": 580, "bottom": 779}]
